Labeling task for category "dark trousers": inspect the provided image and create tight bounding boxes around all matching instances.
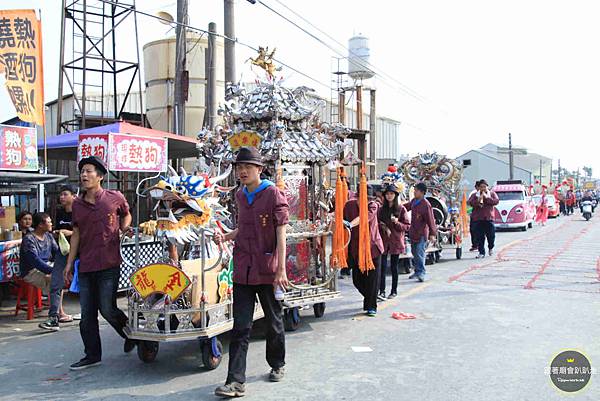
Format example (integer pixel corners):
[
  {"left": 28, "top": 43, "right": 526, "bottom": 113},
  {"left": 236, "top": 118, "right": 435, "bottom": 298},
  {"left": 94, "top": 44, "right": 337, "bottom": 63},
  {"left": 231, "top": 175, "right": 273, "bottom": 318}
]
[
  {"left": 78, "top": 266, "right": 128, "bottom": 361},
  {"left": 469, "top": 220, "right": 477, "bottom": 248},
  {"left": 349, "top": 254, "right": 381, "bottom": 311},
  {"left": 227, "top": 283, "right": 285, "bottom": 384},
  {"left": 474, "top": 220, "right": 495, "bottom": 255},
  {"left": 379, "top": 254, "right": 399, "bottom": 294}
]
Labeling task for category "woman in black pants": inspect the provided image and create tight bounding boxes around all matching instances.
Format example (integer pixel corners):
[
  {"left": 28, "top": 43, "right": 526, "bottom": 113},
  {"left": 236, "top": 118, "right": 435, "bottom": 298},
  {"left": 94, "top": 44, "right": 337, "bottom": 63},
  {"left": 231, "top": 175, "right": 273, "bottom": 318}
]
[{"left": 378, "top": 184, "right": 410, "bottom": 299}]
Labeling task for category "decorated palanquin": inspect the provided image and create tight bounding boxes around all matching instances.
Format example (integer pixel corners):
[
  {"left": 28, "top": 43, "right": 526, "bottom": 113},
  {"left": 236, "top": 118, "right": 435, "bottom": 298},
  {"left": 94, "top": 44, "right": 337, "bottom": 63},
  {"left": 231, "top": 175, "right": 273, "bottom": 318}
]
[
  {"left": 195, "top": 60, "right": 349, "bottom": 325},
  {"left": 401, "top": 152, "right": 466, "bottom": 260}
]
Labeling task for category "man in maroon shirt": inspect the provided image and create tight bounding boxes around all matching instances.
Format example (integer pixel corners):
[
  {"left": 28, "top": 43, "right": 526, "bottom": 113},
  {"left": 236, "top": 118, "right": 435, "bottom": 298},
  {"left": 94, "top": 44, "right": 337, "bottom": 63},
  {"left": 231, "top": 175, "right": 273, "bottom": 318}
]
[
  {"left": 468, "top": 179, "right": 499, "bottom": 259},
  {"left": 63, "top": 156, "right": 133, "bottom": 370},
  {"left": 344, "top": 184, "right": 384, "bottom": 316},
  {"left": 214, "top": 147, "right": 289, "bottom": 398},
  {"left": 404, "top": 183, "right": 437, "bottom": 282}
]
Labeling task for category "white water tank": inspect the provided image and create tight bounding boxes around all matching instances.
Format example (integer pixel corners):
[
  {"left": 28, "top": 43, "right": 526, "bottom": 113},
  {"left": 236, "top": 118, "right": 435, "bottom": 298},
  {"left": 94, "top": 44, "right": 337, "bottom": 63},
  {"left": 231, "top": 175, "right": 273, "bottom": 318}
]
[
  {"left": 143, "top": 32, "right": 225, "bottom": 137},
  {"left": 348, "top": 35, "right": 375, "bottom": 80}
]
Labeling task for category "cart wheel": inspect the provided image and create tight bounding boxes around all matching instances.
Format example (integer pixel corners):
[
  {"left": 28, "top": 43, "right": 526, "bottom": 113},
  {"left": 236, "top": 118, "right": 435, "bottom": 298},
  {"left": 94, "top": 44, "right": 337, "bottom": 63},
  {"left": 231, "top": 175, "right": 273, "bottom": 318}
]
[
  {"left": 313, "top": 302, "right": 326, "bottom": 318},
  {"left": 521, "top": 225, "right": 527, "bottom": 232},
  {"left": 528, "top": 222, "right": 533, "bottom": 229},
  {"left": 284, "top": 308, "right": 300, "bottom": 331},
  {"left": 201, "top": 338, "right": 223, "bottom": 370},
  {"left": 434, "top": 251, "right": 441, "bottom": 263},
  {"left": 456, "top": 247, "right": 462, "bottom": 260},
  {"left": 137, "top": 341, "right": 159, "bottom": 363}
]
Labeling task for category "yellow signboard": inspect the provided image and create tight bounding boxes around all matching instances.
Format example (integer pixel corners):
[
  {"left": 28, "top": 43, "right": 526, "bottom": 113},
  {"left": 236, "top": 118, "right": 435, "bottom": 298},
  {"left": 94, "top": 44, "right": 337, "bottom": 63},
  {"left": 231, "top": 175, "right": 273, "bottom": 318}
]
[
  {"left": 130, "top": 263, "right": 191, "bottom": 301},
  {"left": 0, "top": 10, "right": 45, "bottom": 125},
  {"left": 228, "top": 130, "right": 262, "bottom": 151},
  {"left": 583, "top": 181, "right": 596, "bottom": 190}
]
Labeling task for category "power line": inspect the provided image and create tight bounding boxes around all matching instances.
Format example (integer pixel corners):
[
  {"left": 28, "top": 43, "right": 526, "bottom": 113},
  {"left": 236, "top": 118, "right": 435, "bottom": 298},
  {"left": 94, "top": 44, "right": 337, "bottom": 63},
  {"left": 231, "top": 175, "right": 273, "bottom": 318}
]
[
  {"left": 255, "top": 0, "right": 428, "bottom": 102},
  {"left": 96, "top": 0, "right": 331, "bottom": 90}
]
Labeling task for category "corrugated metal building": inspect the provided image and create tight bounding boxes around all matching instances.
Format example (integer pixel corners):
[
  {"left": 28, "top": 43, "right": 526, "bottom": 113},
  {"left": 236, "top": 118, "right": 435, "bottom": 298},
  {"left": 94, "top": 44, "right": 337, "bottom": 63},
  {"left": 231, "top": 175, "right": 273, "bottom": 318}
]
[{"left": 456, "top": 149, "right": 533, "bottom": 187}]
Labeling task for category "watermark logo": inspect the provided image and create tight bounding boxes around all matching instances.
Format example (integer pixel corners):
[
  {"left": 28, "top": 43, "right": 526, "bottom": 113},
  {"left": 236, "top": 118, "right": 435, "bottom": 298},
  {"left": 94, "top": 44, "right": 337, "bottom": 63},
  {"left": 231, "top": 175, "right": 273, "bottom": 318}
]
[{"left": 545, "top": 350, "right": 593, "bottom": 393}]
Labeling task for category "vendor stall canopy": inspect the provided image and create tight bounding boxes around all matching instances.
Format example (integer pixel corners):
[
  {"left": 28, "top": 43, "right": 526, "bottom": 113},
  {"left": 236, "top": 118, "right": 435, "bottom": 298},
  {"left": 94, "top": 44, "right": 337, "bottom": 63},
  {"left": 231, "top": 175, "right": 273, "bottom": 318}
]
[
  {"left": 197, "top": 81, "right": 350, "bottom": 166},
  {"left": 37, "top": 122, "right": 199, "bottom": 161}
]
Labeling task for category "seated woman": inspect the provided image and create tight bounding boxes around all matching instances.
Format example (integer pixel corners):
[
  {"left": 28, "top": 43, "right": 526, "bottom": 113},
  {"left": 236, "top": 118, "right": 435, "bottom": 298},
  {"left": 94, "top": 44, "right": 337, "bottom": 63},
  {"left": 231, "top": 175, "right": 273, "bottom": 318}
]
[
  {"left": 17, "top": 211, "right": 33, "bottom": 236},
  {"left": 19, "top": 213, "right": 63, "bottom": 331}
]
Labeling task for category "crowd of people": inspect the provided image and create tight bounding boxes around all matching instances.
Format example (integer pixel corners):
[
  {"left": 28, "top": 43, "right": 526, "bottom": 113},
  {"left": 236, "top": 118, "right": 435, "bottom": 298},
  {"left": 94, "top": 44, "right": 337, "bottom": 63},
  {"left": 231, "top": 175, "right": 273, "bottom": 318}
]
[{"left": 11, "top": 146, "right": 599, "bottom": 398}]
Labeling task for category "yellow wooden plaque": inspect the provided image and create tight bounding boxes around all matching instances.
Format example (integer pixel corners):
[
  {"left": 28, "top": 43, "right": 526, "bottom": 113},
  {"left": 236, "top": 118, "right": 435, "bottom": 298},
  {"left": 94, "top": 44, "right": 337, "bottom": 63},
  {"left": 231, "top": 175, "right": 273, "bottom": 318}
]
[
  {"left": 228, "top": 131, "right": 262, "bottom": 151},
  {"left": 130, "top": 263, "right": 191, "bottom": 300}
]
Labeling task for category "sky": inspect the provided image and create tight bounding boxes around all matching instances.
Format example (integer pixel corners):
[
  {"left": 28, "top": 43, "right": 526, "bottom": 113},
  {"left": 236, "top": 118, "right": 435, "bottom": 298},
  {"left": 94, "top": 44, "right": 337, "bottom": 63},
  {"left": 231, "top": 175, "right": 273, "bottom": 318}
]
[{"left": 1, "top": 0, "right": 599, "bottom": 178}]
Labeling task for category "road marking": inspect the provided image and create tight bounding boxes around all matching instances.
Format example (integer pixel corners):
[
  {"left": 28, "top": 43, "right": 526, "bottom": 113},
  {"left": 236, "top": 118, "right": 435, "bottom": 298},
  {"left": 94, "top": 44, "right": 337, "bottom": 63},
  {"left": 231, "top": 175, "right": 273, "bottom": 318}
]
[
  {"left": 353, "top": 282, "right": 431, "bottom": 321},
  {"left": 524, "top": 225, "right": 590, "bottom": 289}
]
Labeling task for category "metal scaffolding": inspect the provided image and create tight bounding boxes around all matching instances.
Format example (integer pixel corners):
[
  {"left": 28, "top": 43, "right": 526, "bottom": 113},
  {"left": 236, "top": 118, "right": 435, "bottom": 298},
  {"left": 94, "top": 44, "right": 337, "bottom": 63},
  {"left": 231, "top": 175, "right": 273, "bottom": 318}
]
[{"left": 56, "top": 0, "right": 144, "bottom": 134}]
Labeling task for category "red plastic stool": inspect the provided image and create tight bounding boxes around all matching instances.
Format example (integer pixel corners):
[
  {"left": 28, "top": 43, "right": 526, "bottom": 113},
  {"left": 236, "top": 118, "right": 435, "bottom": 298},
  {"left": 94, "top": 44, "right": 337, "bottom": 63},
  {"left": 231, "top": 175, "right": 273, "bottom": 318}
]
[{"left": 14, "top": 278, "right": 43, "bottom": 320}]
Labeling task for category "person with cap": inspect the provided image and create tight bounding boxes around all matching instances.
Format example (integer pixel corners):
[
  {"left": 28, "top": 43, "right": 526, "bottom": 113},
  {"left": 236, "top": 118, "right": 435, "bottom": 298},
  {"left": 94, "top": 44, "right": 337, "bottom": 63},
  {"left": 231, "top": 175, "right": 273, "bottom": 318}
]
[
  {"left": 378, "top": 184, "right": 410, "bottom": 299},
  {"left": 404, "top": 183, "right": 437, "bottom": 282},
  {"left": 63, "top": 156, "right": 134, "bottom": 370},
  {"left": 213, "top": 147, "right": 289, "bottom": 398},
  {"left": 468, "top": 179, "right": 499, "bottom": 258},
  {"left": 343, "top": 183, "right": 384, "bottom": 316}
]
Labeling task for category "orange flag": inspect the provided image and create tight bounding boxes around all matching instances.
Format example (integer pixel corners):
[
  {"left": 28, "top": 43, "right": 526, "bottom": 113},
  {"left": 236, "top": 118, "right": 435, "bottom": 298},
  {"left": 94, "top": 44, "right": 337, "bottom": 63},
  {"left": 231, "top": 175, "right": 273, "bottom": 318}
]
[
  {"left": 460, "top": 191, "right": 469, "bottom": 238},
  {"left": 0, "top": 10, "right": 45, "bottom": 125},
  {"left": 331, "top": 167, "right": 347, "bottom": 268},
  {"left": 357, "top": 163, "right": 375, "bottom": 273}
]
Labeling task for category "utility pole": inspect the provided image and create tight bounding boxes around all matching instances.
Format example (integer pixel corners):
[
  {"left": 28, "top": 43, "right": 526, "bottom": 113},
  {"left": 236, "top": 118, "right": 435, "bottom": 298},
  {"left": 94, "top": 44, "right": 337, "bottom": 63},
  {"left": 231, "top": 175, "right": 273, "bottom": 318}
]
[
  {"left": 539, "top": 159, "right": 543, "bottom": 183},
  {"left": 508, "top": 133, "right": 514, "bottom": 180},
  {"left": 224, "top": 0, "right": 236, "bottom": 87},
  {"left": 356, "top": 85, "right": 365, "bottom": 162},
  {"left": 557, "top": 159, "right": 561, "bottom": 183},
  {"left": 207, "top": 22, "right": 218, "bottom": 130},
  {"left": 369, "top": 89, "right": 376, "bottom": 179},
  {"left": 174, "top": 0, "right": 188, "bottom": 135}
]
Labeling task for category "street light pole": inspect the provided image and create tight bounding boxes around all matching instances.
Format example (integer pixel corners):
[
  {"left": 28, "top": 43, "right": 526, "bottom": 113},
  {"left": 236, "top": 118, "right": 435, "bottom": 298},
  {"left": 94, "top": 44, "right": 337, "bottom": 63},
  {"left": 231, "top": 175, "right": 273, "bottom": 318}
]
[{"left": 508, "top": 133, "right": 514, "bottom": 180}]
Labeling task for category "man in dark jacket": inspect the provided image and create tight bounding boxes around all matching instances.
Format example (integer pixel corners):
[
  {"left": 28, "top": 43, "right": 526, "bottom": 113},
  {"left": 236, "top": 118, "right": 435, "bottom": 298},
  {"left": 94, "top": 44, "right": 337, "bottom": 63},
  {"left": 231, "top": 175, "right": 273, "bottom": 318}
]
[
  {"left": 468, "top": 179, "right": 499, "bottom": 259},
  {"left": 404, "top": 183, "right": 437, "bottom": 282},
  {"left": 214, "top": 147, "right": 289, "bottom": 398}
]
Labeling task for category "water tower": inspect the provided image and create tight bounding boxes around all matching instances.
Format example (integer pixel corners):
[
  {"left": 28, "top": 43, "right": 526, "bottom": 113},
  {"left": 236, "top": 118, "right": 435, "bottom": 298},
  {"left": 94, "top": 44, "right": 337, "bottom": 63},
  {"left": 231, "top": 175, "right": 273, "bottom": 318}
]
[{"left": 348, "top": 34, "right": 375, "bottom": 81}]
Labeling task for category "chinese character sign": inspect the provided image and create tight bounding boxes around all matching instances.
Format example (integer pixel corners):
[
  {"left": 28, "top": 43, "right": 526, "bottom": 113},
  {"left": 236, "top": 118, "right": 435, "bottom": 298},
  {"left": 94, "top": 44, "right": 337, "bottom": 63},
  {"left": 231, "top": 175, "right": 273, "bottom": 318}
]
[
  {"left": 0, "top": 10, "right": 44, "bottom": 125},
  {"left": 78, "top": 134, "right": 109, "bottom": 165},
  {"left": 0, "top": 239, "right": 21, "bottom": 283},
  {"left": 0, "top": 124, "right": 38, "bottom": 170},
  {"left": 129, "top": 263, "right": 191, "bottom": 300},
  {"left": 108, "top": 133, "right": 167, "bottom": 172}
]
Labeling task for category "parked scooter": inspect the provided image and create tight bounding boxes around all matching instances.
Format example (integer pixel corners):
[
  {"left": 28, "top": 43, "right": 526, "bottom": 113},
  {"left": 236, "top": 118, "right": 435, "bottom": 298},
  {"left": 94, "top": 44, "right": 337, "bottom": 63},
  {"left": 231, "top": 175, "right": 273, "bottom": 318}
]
[{"left": 582, "top": 200, "right": 593, "bottom": 221}]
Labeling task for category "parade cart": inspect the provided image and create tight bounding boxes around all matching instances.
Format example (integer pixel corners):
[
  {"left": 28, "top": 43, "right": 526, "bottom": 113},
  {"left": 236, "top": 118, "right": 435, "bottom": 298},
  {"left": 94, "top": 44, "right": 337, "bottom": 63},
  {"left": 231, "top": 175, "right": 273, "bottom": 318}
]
[
  {"left": 401, "top": 152, "right": 464, "bottom": 262},
  {"left": 120, "top": 165, "right": 266, "bottom": 369},
  {"left": 196, "top": 71, "right": 348, "bottom": 331}
]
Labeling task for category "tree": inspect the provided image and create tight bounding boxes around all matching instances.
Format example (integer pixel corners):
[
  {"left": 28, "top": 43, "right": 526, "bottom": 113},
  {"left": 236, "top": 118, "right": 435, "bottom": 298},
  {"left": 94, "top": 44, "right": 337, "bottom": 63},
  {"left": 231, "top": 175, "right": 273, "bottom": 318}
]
[{"left": 582, "top": 166, "right": 593, "bottom": 178}]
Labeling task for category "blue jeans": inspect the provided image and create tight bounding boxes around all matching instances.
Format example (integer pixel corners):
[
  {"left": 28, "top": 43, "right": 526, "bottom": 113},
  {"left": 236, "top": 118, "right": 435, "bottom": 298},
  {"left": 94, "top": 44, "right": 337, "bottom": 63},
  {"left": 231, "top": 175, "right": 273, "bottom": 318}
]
[
  {"left": 78, "top": 266, "right": 128, "bottom": 361},
  {"left": 49, "top": 253, "right": 67, "bottom": 317},
  {"left": 411, "top": 237, "right": 427, "bottom": 277}
]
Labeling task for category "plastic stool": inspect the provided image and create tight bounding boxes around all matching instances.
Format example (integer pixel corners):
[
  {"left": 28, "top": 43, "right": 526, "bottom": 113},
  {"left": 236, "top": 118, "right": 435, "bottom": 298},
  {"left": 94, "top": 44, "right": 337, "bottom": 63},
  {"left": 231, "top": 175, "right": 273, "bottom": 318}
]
[{"left": 14, "top": 278, "right": 43, "bottom": 320}]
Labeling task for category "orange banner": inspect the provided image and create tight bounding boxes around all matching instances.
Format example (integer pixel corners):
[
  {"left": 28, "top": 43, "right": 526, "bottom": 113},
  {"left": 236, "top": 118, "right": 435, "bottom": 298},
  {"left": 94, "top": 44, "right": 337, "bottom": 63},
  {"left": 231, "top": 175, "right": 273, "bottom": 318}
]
[{"left": 0, "top": 10, "right": 44, "bottom": 125}]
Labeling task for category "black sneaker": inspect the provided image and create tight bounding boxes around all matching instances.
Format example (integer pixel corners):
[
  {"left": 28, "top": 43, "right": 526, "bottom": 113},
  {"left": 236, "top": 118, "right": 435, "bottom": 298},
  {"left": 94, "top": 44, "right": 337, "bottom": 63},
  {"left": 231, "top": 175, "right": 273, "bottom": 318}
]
[
  {"left": 388, "top": 293, "right": 397, "bottom": 299},
  {"left": 69, "top": 357, "right": 101, "bottom": 371},
  {"left": 124, "top": 338, "right": 137, "bottom": 353},
  {"left": 488, "top": 249, "right": 494, "bottom": 257},
  {"left": 39, "top": 316, "right": 60, "bottom": 332},
  {"left": 377, "top": 292, "right": 386, "bottom": 302},
  {"left": 408, "top": 273, "right": 417, "bottom": 279},
  {"left": 269, "top": 367, "right": 285, "bottom": 382},
  {"left": 215, "top": 382, "right": 246, "bottom": 397}
]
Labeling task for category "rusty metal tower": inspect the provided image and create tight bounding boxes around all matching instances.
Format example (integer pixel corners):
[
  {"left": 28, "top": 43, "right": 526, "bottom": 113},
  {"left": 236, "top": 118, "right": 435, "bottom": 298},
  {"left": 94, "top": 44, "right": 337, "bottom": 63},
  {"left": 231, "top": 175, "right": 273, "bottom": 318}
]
[{"left": 56, "top": 0, "right": 144, "bottom": 134}]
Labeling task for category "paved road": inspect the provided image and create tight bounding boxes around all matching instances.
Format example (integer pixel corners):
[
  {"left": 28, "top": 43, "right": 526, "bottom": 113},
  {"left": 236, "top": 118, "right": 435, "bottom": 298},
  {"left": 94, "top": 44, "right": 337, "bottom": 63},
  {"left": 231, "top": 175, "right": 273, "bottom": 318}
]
[{"left": 1, "top": 213, "right": 599, "bottom": 400}]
